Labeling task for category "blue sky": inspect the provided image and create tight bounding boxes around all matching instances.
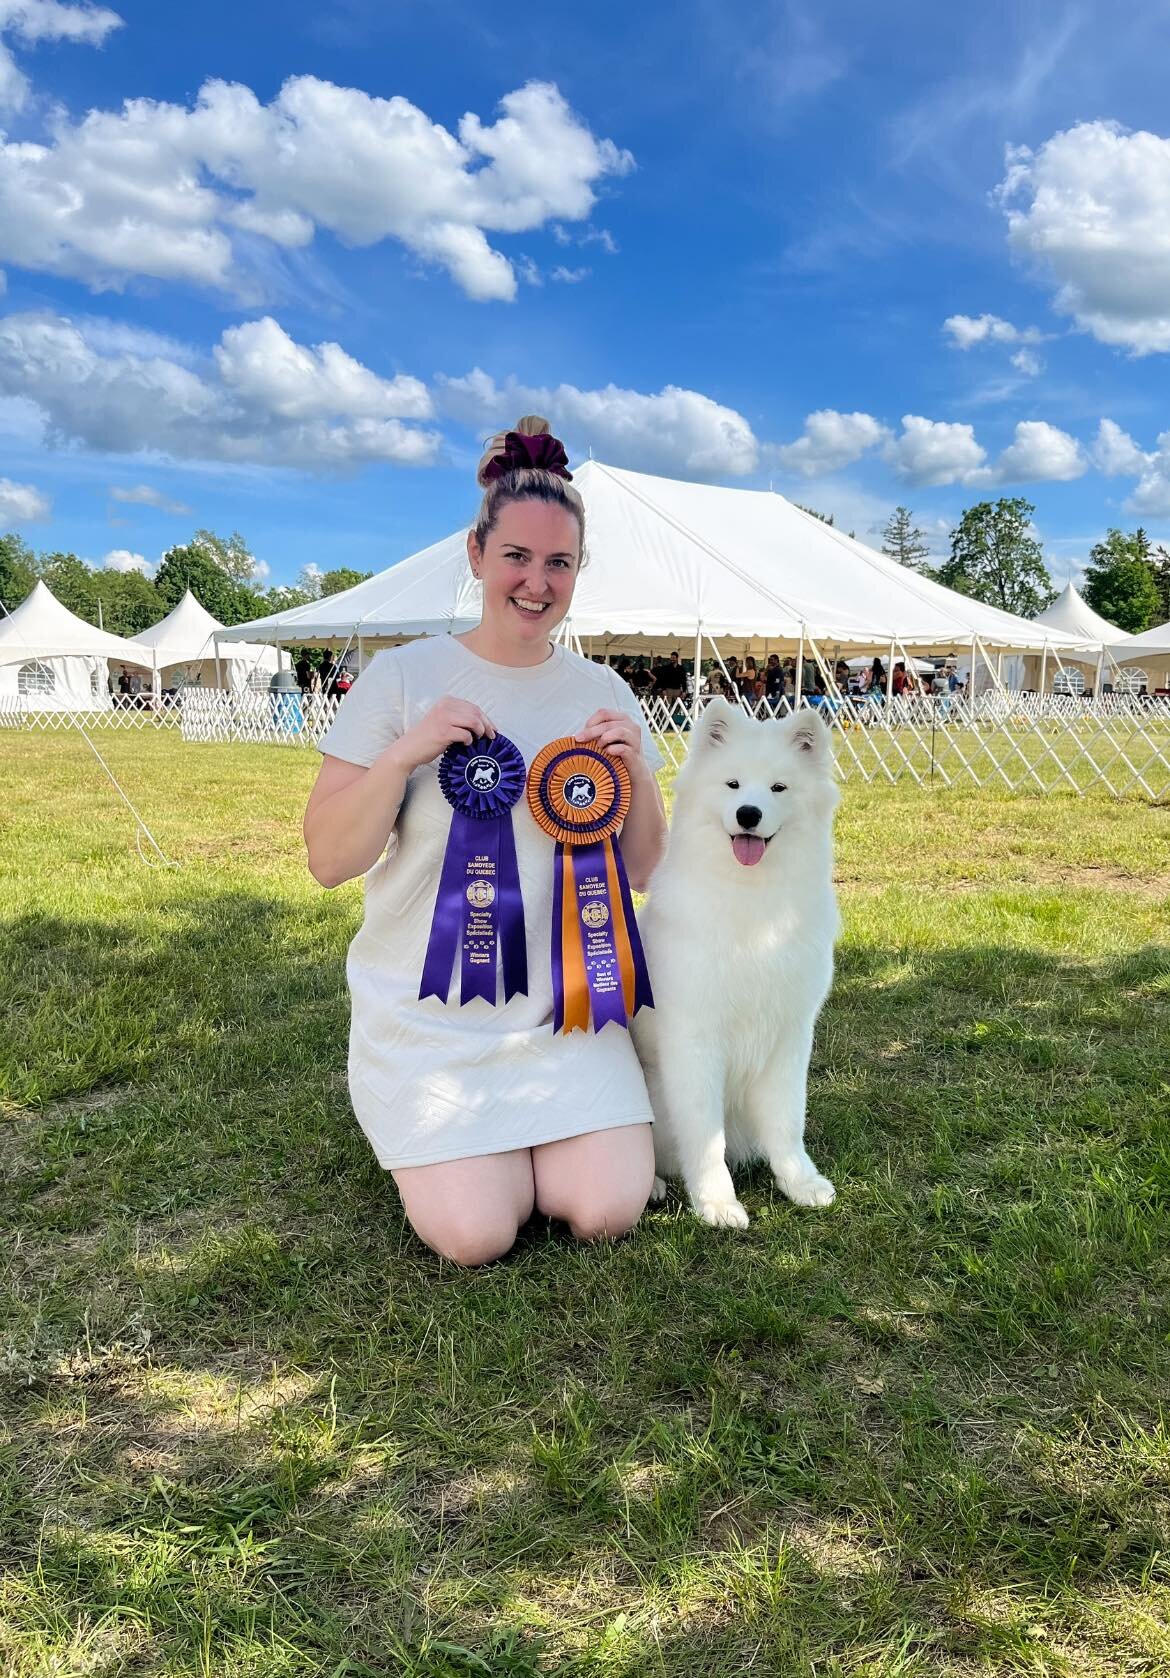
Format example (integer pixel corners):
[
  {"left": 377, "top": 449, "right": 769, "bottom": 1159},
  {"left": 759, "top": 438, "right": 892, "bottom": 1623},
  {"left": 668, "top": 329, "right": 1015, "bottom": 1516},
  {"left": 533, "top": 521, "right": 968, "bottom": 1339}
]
[{"left": 2, "top": 0, "right": 1170, "bottom": 591}]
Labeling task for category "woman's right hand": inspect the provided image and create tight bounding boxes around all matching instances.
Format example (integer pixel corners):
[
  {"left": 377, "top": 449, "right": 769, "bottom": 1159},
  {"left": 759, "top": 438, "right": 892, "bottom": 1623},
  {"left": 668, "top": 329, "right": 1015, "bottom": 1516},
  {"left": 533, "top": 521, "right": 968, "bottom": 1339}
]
[{"left": 388, "top": 695, "right": 496, "bottom": 773}]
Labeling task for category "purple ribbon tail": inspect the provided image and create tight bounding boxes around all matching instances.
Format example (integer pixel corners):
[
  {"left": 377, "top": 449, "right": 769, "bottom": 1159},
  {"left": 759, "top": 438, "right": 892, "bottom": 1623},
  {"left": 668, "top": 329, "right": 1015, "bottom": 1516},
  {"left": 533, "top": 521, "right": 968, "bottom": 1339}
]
[
  {"left": 496, "top": 811, "right": 527, "bottom": 1001},
  {"left": 572, "top": 842, "right": 628, "bottom": 1032},
  {"left": 419, "top": 814, "right": 471, "bottom": 1003},
  {"left": 460, "top": 817, "right": 499, "bottom": 1006},
  {"left": 613, "top": 839, "right": 655, "bottom": 1015},
  {"left": 551, "top": 841, "right": 565, "bottom": 1033}
]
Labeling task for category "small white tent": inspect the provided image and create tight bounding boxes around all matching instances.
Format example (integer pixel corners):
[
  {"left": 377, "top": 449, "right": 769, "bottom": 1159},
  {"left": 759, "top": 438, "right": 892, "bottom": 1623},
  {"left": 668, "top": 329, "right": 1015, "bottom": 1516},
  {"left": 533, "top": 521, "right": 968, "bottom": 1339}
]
[
  {"left": 218, "top": 460, "right": 1096, "bottom": 665},
  {"left": 1108, "top": 618, "right": 1170, "bottom": 693},
  {"left": 1034, "top": 583, "right": 1119, "bottom": 643},
  {"left": 131, "top": 589, "right": 284, "bottom": 691},
  {"left": 0, "top": 582, "right": 152, "bottom": 711}
]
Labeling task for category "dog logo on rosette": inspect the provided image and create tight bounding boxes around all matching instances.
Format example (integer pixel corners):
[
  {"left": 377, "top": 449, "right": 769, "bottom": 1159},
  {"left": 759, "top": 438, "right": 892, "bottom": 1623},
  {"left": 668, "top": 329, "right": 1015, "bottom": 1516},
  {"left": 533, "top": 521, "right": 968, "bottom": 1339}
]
[
  {"left": 466, "top": 879, "right": 496, "bottom": 909},
  {"left": 564, "top": 773, "right": 597, "bottom": 808},
  {"left": 465, "top": 756, "right": 501, "bottom": 793},
  {"left": 581, "top": 900, "right": 610, "bottom": 929}
]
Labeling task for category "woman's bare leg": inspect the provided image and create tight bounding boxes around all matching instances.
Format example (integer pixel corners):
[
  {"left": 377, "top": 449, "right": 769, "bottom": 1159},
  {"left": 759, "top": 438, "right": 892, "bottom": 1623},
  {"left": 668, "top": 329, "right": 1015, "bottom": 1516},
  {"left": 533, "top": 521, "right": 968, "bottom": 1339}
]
[
  {"left": 393, "top": 1148, "right": 535, "bottom": 1266},
  {"left": 533, "top": 1124, "right": 655, "bottom": 1241}
]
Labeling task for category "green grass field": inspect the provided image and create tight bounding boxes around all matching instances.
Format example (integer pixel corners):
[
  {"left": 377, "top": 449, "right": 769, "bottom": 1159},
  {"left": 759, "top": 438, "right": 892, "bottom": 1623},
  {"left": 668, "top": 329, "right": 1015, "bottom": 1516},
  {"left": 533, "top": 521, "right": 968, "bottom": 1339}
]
[{"left": 2, "top": 732, "right": 1169, "bottom": 1676}]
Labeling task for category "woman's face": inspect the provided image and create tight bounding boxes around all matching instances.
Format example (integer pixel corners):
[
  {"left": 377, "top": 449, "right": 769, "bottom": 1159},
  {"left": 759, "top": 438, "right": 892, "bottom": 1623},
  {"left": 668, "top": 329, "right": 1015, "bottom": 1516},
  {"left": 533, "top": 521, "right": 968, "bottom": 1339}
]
[{"left": 468, "top": 499, "right": 581, "bottom": 646}]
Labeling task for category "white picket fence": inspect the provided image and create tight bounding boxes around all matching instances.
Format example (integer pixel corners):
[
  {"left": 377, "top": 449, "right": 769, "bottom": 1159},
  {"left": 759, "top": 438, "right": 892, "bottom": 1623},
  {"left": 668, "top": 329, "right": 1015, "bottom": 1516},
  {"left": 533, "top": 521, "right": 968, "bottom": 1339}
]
[{"left": 4, "top": 686, "right": 1169, "bottom": 800}]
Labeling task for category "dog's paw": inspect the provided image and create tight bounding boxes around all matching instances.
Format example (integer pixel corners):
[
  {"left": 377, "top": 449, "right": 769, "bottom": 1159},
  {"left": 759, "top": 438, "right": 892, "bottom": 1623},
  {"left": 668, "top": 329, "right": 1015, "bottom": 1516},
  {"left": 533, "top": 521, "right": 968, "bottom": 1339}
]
[
  {"left": 694, "top": 1195, "right": 750, "bottom": 1230},
  {"left": 649, "top": 1175, "right": 668, "bottom": 1203},
  {"left": 781, "top": 1170, "right": 836, "bottom": 1208}
]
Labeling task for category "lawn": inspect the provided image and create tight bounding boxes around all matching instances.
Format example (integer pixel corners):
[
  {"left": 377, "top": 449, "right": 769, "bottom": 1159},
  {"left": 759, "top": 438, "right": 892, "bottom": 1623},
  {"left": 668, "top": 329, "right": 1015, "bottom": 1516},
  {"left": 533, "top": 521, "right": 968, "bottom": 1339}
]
[{"left": 2, "top": 731, "right": 1169, "bottom": 1677}]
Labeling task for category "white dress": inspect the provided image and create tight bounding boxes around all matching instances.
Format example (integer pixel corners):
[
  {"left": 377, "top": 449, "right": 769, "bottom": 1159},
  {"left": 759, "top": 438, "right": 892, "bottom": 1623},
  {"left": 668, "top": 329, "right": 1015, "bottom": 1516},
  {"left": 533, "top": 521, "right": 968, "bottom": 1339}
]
[{"left": 319, "top": 636, "right": 663, "bottom": 1170}]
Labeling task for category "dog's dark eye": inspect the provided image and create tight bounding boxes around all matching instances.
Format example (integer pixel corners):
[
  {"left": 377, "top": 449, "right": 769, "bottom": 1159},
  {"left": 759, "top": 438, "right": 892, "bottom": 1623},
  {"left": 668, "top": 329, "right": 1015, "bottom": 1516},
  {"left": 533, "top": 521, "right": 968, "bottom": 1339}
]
[
  {"left": 771, "top": 783, "right": 787, "bottom": 794},
  {"left": 726, "top": 779, "right": 740, "bottom": 790}
]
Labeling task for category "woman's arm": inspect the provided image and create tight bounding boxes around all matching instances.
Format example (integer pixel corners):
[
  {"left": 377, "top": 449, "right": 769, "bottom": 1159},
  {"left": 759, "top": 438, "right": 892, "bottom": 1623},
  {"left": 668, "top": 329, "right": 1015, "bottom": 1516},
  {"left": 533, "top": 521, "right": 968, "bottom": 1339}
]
[
  {"left": 574, "top": 707, "right": 668, "bottom": 891},
  {"left": 303, "top": 696, "right": 495, "bottom": 888}
]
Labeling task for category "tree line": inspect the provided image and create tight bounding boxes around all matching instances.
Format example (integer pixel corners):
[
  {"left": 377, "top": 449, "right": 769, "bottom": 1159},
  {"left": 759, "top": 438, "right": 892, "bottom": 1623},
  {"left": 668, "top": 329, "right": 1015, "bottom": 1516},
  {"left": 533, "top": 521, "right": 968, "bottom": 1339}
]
[
  {"left": 878, "top": 500, "right": 1170, "bottom": 634},
  {"left": 0, "top": 529, "right": 371, "bottom": 636}
]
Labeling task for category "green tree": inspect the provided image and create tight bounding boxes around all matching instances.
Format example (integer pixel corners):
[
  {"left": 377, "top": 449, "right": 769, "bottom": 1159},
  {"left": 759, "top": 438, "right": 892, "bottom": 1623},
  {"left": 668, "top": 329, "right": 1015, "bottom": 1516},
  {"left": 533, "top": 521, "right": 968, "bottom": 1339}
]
[
  {"left": 37, "top": 552, "right": 98, "bottom": 622},
  {"left": 0, "top": 532, "right": 37, "bottom": 611},
  {"left": 92, "top": 569, "right": 168, "bottom": 636},
  {"left": 1151, "top": 545, "right": 1170, "bottom": 623},
  {"left": 880, "top": 506, "right": 931, "bottom": 571},
  {"left": 795, "top": 503, "right": 834, "bottom": 526},
  {"left": 155, "top": 532, "right": 265, "bottom": 626},
  {"left": 321, "top": 567, "right": 373, "bottom": 597},
  {"left": 930, "top": 498, "right": 1054, "bottom": 616},
  {"left": 1080, "top": 528, "right": 1160, "bottom": 634}
]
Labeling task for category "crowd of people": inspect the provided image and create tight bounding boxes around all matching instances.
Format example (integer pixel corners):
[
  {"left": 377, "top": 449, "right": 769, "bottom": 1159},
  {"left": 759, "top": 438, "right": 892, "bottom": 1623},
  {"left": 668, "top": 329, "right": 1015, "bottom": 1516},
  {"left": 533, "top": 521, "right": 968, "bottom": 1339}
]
[
  {"left": 294, "top": 650, "right": 353, "bottom": 699},
  {"left": 608, "top": 650, "right": 967, "bottom": 710}
]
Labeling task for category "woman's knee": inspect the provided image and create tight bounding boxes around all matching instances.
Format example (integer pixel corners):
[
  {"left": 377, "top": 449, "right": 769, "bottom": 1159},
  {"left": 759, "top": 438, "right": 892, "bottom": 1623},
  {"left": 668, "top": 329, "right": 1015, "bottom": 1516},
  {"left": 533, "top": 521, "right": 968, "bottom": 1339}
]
[
  {"left": 392, "top": 1152, "right": 535, "bottom": 1266},
  {"left": 561, "top": 1187, "right": 649, "bottom": 1242},
  {"left": 426, "top": 1211, "right": 523, "bottom": 1266},
  {"left": 535, "top": 1127, "right": 656, "bottom": 1241}
]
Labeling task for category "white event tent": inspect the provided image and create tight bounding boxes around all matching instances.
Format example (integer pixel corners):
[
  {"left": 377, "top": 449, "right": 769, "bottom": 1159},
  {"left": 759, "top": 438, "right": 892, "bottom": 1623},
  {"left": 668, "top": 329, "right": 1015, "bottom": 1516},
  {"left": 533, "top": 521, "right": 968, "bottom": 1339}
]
[
  {"left": 0, "top": 581, "right": 152, "bottom": 711},
  {"left": 1109, "top": 618, "right": 1170, "bottom": 693},
  {"left": 218, "top": 460, "right": 1096, "bottom": 681},
  {"left": 131, "top": 588, "right": 285, "bottom": 693},
  {"left": 1034, "top": 582, "right": 1120, "bottom": 644}
]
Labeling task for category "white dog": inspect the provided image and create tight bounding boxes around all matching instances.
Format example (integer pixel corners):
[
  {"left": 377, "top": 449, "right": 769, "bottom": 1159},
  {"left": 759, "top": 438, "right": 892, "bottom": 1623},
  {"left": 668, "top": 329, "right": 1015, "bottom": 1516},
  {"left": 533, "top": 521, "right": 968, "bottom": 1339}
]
[{"left": 634, "top": 699, "right": 840, "bottom": 1228}]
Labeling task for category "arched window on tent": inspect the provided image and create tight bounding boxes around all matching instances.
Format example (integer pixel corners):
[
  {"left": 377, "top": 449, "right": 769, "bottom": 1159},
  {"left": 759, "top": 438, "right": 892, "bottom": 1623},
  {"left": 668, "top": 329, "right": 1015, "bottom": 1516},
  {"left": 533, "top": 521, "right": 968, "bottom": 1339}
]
[
  {"left": 1114, "top": 667, "right": 1148, "bottom": 696},
  {"left": 91, "top": 666, "right": 102, "bottom": 697},
  {"left": 1052, "top": 666, "right": 1085, "bottom": 696},
  {"left": 17, "top": 660, "right": 55, "bottom": 696}
]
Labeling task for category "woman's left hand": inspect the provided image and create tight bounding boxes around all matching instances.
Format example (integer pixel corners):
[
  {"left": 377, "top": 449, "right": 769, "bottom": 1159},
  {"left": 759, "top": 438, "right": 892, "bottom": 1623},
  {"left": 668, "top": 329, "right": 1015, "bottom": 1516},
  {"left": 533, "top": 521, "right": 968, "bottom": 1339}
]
[{"left": 575, "top": 708, "right": 648, "bottom": 771}]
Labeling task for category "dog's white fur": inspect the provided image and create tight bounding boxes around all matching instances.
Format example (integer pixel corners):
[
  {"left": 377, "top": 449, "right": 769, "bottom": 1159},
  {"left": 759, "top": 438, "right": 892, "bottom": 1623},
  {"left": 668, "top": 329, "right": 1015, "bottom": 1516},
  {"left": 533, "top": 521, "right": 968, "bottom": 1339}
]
[{"left": 633, "top": 699, "right": 840, "bottom": 1228}]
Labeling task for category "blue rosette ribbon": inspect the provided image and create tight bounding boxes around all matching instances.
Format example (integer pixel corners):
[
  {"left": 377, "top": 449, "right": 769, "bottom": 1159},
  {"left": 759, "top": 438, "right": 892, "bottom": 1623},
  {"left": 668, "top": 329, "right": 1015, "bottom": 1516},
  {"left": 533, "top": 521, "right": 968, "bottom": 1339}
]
[{"left": 419, "top": 732, "right": 528, "bottom": 1006}]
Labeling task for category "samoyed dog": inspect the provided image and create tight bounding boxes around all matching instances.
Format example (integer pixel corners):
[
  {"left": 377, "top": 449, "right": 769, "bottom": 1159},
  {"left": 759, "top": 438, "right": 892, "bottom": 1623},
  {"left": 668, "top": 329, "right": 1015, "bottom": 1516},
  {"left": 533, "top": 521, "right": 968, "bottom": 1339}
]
[{"left": 634, "top": 699, "right": 840, "bottom": 1228}]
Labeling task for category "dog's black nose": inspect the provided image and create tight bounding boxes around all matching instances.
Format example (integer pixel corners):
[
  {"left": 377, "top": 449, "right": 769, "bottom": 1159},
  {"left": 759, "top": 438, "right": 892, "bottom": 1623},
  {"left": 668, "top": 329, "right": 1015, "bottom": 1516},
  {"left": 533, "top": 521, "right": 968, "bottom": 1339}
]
[{"left": 736, "top": 804, "right": 762, "bottom": 829}]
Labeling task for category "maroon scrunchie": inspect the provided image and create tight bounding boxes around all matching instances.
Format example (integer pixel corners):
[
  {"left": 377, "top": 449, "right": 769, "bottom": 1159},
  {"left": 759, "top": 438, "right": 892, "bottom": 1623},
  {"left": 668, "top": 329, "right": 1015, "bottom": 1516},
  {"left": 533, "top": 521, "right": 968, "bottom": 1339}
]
[{"left": 481, "top": 431, "right": 573, "bottom": 482}]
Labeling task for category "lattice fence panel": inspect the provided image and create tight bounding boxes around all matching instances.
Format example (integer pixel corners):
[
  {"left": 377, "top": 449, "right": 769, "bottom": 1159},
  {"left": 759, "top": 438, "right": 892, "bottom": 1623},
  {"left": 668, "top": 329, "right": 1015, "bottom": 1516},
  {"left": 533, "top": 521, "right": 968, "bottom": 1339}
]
[{"left": 5, "top": 686, "right": 1168, "bottom": 800}]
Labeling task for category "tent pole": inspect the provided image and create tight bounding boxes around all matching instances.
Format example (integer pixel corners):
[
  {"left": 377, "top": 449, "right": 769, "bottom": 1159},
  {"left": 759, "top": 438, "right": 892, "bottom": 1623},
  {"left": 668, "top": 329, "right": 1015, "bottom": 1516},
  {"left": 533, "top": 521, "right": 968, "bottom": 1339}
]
[
  {"left": 795, "top": 626, "right": 805, "bottom": 707},
  {"left": 1093, "top": 644, "right": 1105, "bottom": 701},
  {"left": 886, "top": 639, "right": 895, "bottom": 702},
  {"left": 1039, "top": 643, "right": 1048, "bottom": 695},
  {"left": 214, "top": 636, "right": 224, "bottom": 690},
  {"left": 692, "top": 622, "right": 703, "bottom": 723}
]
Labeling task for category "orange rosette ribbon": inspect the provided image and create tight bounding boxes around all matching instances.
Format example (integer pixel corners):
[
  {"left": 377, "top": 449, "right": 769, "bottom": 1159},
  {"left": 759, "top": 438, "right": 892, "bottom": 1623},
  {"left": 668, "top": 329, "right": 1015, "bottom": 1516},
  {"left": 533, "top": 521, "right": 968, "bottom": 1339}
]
[{"left": 527, "top": 738, "right": 654, "bottom": 1035}]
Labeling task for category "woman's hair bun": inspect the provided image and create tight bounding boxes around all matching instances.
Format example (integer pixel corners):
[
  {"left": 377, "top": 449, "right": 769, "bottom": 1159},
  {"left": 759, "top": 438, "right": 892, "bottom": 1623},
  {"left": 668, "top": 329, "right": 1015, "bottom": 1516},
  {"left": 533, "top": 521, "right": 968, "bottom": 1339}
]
[{"left": 475, "top": 416, "right": 560, "bottom": 487}]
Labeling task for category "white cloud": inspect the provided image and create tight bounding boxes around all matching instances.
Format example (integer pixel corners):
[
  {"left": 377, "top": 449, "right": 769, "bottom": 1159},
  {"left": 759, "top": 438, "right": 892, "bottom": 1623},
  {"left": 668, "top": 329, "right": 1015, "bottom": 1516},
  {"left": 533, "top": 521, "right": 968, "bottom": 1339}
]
[
  {"left": 0, "top": 1, "right": 122, "bottom": 114},
  {"left": 995, "top": 419, "right": 1085, "bottom": 482},
  {"left": 213, "top": 316, "right": 431, "bottom": 422},
  {"left": 884, "top": 416, "right": 991, "bottom": 487},
  {"left": 101, "top": 546, "right": 153, "bottom": 574},
  {"left": 943, "top": 312, "right": 1045, "bottom": 349},
  {"left": 771, "top": 409, "right": 889, "bottom": 477},
  {"left": 0, "top": 472, "right": 49, "bottom": 520},
  {"left": 109, "top": 482, "right": 191, "bottom": 514},
  {"left": 552, "top": 223, "right": 617, "bottom": 254},
  {"left": 0, "top": 76, "right": 631, "bottom": 302},
  {"left": 997, "top": 121, "right": 1170, "bottom": 355},
  {"left": 438, "top": 367, "right": 759, "bottom": 479},
  {"left": 1125, "top": 433, "right": 1170, "bottom": 518},
  {"left": 250, "top": 556, "right": 270, "bottom": 579},
  {"left": 0, "top": 309, "right": 440, "bottom": 469},
  {"left": 1092, "top": 418, "right": 1150, "bottom": 476},
  {"left": 550, "top": 265, "right": 589, "bottom": 283},
  {"left": 1010, "top": 348, "right": 1042, "bottom": 376}
]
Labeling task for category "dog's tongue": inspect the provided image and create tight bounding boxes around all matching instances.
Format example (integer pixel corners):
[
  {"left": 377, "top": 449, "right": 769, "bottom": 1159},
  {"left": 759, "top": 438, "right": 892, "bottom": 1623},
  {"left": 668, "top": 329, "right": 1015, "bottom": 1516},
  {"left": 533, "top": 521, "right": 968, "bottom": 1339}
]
[{"left": 731, "top": 834, "right": 766, "bottom": 867}]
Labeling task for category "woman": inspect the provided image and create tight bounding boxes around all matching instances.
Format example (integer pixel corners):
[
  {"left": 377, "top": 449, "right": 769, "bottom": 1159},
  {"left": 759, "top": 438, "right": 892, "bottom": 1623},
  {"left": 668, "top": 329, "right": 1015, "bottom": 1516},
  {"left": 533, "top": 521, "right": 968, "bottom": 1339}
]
[{"left": 303, "top": 418, "right": 667, "bottom": 1266}]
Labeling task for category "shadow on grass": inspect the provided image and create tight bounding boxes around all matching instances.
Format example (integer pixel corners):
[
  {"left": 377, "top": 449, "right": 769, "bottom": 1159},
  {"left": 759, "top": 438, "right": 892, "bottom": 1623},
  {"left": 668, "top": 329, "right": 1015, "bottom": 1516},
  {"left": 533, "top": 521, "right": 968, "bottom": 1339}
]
[{"left": 2, "top": 890, "right": 1169, "bottom": 1673}]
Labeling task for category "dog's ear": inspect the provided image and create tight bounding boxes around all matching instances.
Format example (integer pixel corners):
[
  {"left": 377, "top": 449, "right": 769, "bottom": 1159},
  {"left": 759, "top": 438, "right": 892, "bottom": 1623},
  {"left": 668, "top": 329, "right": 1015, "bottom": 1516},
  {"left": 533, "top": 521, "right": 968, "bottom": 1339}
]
[
  {"left": 783, "top": 708, "right": 828, "bottom": 757},
  {"left": 697, "top": 695, "right": 736, "bottom": 746}
]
